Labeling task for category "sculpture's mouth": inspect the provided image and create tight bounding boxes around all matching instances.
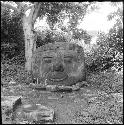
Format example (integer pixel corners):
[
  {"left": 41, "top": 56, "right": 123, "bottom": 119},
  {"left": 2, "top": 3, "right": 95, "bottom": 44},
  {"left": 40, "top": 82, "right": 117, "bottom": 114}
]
[
  {"left": 46, "top": 72, "right": 68, "bottom": 82},
  {"left": 49, "top": 77, "right": 67, "bottom": 82}
]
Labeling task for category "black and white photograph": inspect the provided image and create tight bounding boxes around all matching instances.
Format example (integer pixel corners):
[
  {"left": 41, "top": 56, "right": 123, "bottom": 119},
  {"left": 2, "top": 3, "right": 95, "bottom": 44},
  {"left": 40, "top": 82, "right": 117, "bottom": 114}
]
[{"left": 1, "top": 2, "right": 123, "bottom": 124}]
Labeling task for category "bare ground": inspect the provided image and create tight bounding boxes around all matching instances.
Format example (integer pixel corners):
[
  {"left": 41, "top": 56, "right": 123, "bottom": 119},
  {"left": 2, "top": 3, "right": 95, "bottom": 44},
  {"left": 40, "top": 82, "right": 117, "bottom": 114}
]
[
  {"left": 1, "top": 62, "right": 123, "bottom": 124},
  {"left": 2, "top": 83, "right": 123, "bottom": 124}
]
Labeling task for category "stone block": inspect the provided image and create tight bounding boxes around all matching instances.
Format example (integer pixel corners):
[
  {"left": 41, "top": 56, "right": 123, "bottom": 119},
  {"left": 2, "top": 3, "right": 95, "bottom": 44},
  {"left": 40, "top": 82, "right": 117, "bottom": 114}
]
[
  {"left": 16, "top": 104, "right": 54, "bottom": 123},
  {"left": 1, "top": 96, "right": 22, "bottom": 113}
]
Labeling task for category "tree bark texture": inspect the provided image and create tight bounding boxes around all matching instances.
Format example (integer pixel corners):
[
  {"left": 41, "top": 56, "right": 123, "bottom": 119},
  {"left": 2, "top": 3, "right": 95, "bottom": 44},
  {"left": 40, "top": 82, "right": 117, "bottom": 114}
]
[
  {"left": 1, "top": 2, "right": 41, "bottom": 71},
  {"left": 23, "top": 16, "right": 36, "bottom": 71},
  {"left": 23, "top": 3, "right": 41, "bottom": 71}
]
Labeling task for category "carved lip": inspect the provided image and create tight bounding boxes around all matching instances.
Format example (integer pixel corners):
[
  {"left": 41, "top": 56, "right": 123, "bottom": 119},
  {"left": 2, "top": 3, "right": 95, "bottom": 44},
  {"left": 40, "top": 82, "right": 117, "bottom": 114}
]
[
  {"left": 47, "top": 72, "right": 68, "bottom": 82},
  {"left": 49, "top": 77, "right": 67, "bottom": 82}
]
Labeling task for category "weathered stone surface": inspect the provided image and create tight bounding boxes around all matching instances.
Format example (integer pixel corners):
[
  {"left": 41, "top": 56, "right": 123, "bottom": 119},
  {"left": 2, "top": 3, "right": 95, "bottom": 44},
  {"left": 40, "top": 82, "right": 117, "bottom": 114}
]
[
  {"left": 55, "top": 85, "right": 73, "bottom": 92},
  {"left": 29, "top": 83, "right": 46, "bottom": 90},
  {"left": 1, "top": 96, "right": 22, "bottom": 124},
  {"left": 1, "top": 96, "right": 22, "bottom": 112},
  {"left": 72, "top": 81, "right": 88, "bottom": 91},
  {"left": 46, "top": 85, "right": 59, "bottom": 92},
  {"left": 16, "top": 104, "right": 54, "bottom": 123},
  {"left": 29, "top": 82, "right": 89, "bottom": 92},
  {"left": 31, "top": 42, "right": 86, "bottom": 86}
]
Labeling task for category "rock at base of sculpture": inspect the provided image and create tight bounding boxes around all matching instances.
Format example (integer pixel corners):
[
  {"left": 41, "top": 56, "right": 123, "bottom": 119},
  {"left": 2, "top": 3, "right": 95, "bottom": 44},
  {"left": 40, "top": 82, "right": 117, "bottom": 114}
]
[
  {"left": 31, "top": 42, "right": 86, "bottom": 86},
  {"left": 29, "top": 81, "right": 89, "bottom": 92}
]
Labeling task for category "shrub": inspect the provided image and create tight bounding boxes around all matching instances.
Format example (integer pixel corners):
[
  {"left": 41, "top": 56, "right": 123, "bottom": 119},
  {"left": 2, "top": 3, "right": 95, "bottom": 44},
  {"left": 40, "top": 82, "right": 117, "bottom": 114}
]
[{"left": 85, "top": 27, "right": 123, "bottom": 74}]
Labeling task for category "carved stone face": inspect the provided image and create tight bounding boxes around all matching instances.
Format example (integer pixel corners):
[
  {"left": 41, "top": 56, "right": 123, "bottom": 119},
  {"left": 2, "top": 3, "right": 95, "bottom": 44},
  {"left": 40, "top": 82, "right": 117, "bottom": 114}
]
[{"left": 32, "top": 42, "right": 86, "bottom": 86}]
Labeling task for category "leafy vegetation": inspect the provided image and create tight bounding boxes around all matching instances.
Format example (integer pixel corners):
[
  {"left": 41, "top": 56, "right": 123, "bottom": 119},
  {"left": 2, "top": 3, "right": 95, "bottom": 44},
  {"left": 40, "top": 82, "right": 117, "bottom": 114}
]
[
  {"left": 85, "top": 25, "right": 123, "bottom": 73},
  {"left": 1, "top": 1, "right": 123, "bottom": 86},
  {"left": 1, "top": 2, "right": 123, "bottom": 124}
]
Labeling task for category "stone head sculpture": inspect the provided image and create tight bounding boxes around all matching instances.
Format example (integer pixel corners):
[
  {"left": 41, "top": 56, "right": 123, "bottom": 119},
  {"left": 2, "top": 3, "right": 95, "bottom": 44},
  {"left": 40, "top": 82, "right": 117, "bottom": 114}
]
[{"left": 31, "top": 42, "right": 86, "bottom": 86}]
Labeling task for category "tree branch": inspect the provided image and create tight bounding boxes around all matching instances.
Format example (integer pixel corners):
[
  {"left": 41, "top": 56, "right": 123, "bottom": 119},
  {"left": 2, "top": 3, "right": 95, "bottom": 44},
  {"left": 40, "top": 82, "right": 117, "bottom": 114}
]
[
  {"left": 24, "top": 4, "right": 34, "bottom": 13},
  {"left": 32, "top": 2, "right": 41, "bottom": 23},
  {"left": 15, "top": 2, "right": 20, "bottom": 6},
  {"left": 15, "top": 2, "right": 33, "bottom": 14},
  {"left": 28, "top": 3, "right": 35, "bottom": 20},
  {"left": 1, "top": 2, "right": 20, "bottom": 13},
  {"left": 26, "top": 2, "right": 41, "bottom": 25}
]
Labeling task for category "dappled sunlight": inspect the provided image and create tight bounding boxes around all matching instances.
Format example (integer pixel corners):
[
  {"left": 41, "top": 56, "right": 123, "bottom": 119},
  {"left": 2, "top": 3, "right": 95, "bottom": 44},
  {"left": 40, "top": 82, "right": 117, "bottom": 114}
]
[
  {"left": 1, "top": 2, "right": 123, "bottom": 123},
  {"left": 33, "top": 2, "right": 122, "bottom": 45},
  {"left": 34, "top": 16, "right": 50, "bottom": 31},
  {"left": 25, "top": 9, "right": 31, "bottom": 17},
  {"left": 77, "top": 2, "right": 120, "bottom": 35}
]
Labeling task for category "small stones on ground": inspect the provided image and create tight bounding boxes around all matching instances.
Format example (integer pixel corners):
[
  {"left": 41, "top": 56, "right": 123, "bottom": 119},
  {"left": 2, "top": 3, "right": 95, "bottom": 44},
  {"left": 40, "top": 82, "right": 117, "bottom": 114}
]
[
  {"left": 56, "top": 85, "right": 72, "bottom": 92},
  {"left": 46, "top": 85, "right": 58, "bottom": 92},
  {"left": 30, "top": 82, "right": 91, "bottom": 92},
  {"left": 72, "top": 82, "right": 87, "bottom": 91},
  {"left": 29, "top": 83, "right": 46, "bottom": 90},
  {"left": 46, "top": 85, "right": 72, "bottom": 92},
  {"left": 72, "top": 85, "right": 80, "bottom": 91},
  {"left": 29, "top": 81, "right": 91, "bottom": 92}
]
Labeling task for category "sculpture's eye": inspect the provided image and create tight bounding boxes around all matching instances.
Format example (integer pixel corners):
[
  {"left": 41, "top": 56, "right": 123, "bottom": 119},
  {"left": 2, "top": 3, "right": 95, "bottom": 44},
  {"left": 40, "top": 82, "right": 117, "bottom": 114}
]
[
  {"left": 64, "top": 56, "right": 73, "bottom": 63},
  {"left": 43, "top": 57, "right": 53, "bottom": 63}
]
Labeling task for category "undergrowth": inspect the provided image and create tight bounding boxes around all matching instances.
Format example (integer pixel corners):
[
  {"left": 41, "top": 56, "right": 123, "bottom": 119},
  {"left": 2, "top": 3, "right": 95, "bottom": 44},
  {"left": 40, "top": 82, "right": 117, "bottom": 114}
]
[
  {"left": 1, "top": 56, "right": 123, "bottom": 94},
  {"left": 1, "top": 56, "right": 32, "bottom": 86},
  {"left": 1, "top": 56, "right": 123, "bottom": 124}
]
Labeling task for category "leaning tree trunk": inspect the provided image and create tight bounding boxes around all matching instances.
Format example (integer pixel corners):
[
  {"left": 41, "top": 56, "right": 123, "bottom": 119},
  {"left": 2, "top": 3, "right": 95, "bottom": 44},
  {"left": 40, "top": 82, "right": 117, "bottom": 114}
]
[
  {"left": 23, "top": 16, "right": 36, "bottom": 71},
  {"left": 22, "top": 2, "right": 41, "bottom": 71},
  {"left": 1, "top": 2, "right": 40, "bottom": 71}
]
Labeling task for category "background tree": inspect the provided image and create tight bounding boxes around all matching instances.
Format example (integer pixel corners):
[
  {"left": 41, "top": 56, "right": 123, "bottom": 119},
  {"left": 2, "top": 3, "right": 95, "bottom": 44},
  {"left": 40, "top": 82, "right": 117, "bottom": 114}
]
[
  {"left": 1, "top": 5, "right": 24, "bottom": 63},
  {"left": 86, "top": 21, "right": 123, "bottom": 73},
  {"left": 2, "top": 2, "right": 122, "bottom": 73},
  {"left": 84, "top": 2, "right": 123, "bottom": 73},
  {"left": 1, "top": 2, "right": 92, "bottom": 71}
]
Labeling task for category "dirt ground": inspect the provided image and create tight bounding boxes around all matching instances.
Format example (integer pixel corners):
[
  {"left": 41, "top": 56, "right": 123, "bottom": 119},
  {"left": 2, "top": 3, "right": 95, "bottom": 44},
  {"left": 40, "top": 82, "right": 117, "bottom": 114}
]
[{"left": 2, "top": 83, "right": 123, "bottom": 124}]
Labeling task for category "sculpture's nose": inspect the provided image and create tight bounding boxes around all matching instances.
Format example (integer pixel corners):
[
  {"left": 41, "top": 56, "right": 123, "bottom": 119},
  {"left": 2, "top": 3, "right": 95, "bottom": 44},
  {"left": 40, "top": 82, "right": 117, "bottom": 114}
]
[{"left": 52, "top": 63, "right": 64, "bottom": 72}]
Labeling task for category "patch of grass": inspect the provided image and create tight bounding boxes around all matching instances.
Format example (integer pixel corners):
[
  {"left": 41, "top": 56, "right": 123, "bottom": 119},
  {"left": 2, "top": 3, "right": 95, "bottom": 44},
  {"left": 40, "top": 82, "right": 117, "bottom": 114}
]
[
  {"left": 87, "top": 71, "right": 123, "bottom": 93},
  {"left": 1, "top": 58, "right": 32, "bottom": 86},
  {"left": 1, "top": 57, "right": 123, "bottom": 124},
  {"left": 74, "top": 94, "right": 123, "bottom": 124}
]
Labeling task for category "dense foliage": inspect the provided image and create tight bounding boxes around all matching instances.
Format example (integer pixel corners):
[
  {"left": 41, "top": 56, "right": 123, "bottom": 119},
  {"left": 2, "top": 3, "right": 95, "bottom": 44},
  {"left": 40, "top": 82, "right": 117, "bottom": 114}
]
[
  {"left": 1, "top": 6, "right": 25, "bottom": 63},
  {"left": 1, "top": 3, "right": 123, "bottom": 124},
  {"left": 1, "top": 2, "right": 123, "bottom": 73},
  {"left": 85, "top": 25, "right": 123, "bottom": 73}
]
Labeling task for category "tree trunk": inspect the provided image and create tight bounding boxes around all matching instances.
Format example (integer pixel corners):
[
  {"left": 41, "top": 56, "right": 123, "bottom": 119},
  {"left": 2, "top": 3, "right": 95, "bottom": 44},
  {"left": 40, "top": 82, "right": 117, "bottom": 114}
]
[
  {"left": 1, "top": 2, "right": 40, "bottom": 71},
  {"left": 23, "top": 17, "right": 36, "bottom": 71},
  {"left": 22, "top": 3, "right": 41, "bottom": 71}
]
